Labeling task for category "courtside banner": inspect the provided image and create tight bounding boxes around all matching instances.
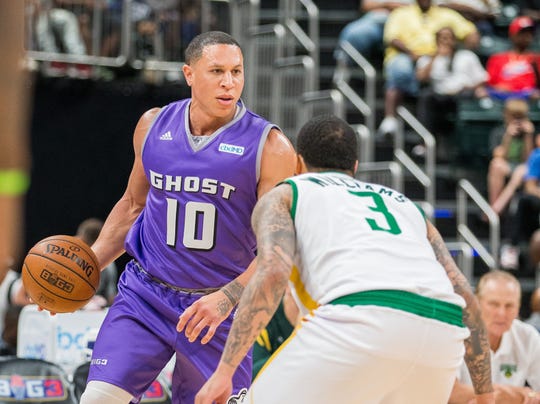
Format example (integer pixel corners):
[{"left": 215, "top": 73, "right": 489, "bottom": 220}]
[{"left": 0, "top": 374, "right": 67, "bottom": 401}]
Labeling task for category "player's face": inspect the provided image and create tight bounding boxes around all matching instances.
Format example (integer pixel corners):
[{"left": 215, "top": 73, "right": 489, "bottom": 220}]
[
  {"left": 478, "top": 279, "right": 520, "bottom": 339},
  {"left": 184, "top": 44, "right": 244, "bottom": 118}
]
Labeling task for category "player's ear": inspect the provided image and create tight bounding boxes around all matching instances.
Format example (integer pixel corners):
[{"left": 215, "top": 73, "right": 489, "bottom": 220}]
[
  {"left": 182, "top": 64, "right": 193, "bottom": 86},
  {"left": 353, "top": 160, "right": 359, "bottom": 174},
  {"left": 296, "top": 154, "right": 307, "bottom": 174}
]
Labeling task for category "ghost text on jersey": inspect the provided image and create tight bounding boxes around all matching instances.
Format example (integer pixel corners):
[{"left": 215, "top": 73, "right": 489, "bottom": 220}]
[{"left": 149, "top": 170, "right": 236, "bottom": 199}]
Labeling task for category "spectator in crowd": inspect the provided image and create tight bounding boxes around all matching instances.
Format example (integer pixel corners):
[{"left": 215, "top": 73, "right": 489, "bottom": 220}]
[
  {"left": 525, "top": 287, "right": 540, "bottom": 332},
  {"left": 33, "top": 0, "right": 92, "bottom": 78},
  {"left": 485, "top": 16, "right": 540, "bottom": 101},
  {"left": 437, "top": 0, "right": 501, "bottom": 36},
  {"left": 99, "top": 0, "right": 122, "bottom": 58},
  {"left": 99, "top": 0, "right": 182, "bottom": 61},
  {"left": 0, "top": 1, "right": 31, "bottom": 280},
  {"left": 529, "top": 228, "right": 540, "bottom": 271},
  {"left": 179, "top": 0, "right": 201, "bottom": 52},
  {"left": 334, "top": 0, "right": 413, "bottom": 66},
  {"left": 0, "top": 1, "right": 31, "bottom": 363},
  {"left": 143, "top": 0, "right": 181, "bottom": 61},
  {"left": 416, "top": 26, "right": 488, "bottom": 148},
  {"left": 53, "top": 0, "right": 95, "bottom": 55},
  {"left": 500, "top": 130, "right": 540, "bottom": 270},
  {"left": 487, "top": 98, "right": 534, "bottom": 217},
  {"left": 0, "top": 265, "right": 30, "bottom": 356},
  {"left": 75, "top": 218, "right": 118, "bottom": 307},
  {"left": 377, "top": 0, "right": 479, "bottom": 137},
  {"left": 0, "top": 305, "right": 25, "bottom": 357},
  {"left": 449, "top": 270, "right": 540, "bottom": 403}
]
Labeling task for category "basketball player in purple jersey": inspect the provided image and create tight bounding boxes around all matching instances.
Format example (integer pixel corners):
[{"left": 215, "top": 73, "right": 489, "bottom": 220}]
[{"left": 78, "top": 31, "right": 296, "bottom": 403}]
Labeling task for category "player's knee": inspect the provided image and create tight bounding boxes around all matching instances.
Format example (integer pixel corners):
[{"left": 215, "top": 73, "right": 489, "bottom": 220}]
[{"left": 80, "top": 381, "right": 133, "bottom": 404}]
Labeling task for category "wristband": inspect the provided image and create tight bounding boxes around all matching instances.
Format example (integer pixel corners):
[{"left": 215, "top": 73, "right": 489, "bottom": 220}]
[{"left": 0, "top": 169, "right": 30, "bottom": 196}]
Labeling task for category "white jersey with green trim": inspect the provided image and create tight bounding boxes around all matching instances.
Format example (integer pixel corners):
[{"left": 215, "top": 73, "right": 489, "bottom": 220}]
[{"left": 285, "top": 171, "right": 465, "bottom": 311}]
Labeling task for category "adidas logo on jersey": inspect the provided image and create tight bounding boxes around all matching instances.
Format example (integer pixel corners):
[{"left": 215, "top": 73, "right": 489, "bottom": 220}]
[
  {"left": 159, "top": 131, "right": 173, "bottom": 140},
  {"left": 218, "top": 142, "right": 244, "bottom": 156}
]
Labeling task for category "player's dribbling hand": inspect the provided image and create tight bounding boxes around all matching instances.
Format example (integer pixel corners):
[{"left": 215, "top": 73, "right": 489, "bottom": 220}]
[
  {"left": 194, "top": 372, "right": 233, "bottom": 404},
  {"left": 176, "top": 290, "right": 234, "bottom": 344},
  {"left": 31, "top": 300, "right": 57, "bottom": 316}
]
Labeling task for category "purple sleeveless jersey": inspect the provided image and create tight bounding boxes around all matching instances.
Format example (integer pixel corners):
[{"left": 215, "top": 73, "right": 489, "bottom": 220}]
[{"left": 125, "top": 99, "right": 274, "bottom": 288}]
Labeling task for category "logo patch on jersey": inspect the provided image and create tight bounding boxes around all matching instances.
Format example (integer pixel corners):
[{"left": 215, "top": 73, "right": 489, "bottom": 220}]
[
  {"left": 500, "top": 363, "right": 517, "bottom": 378},
  {"left": 159, "top": 131, "right": 173, "bottom": 141},
  {"left": 218, "top": 143, "right": 245, "bottom": 156},
  {"left": 0, "top": 374, "right": 67, "bottom": 401}
]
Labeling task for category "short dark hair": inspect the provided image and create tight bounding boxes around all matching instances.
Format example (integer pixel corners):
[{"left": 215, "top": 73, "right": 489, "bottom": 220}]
[
  {"left": 296, "top": 114, "right": 358, "bottom": 172},
  {"left": 185, "top": 31, "right": 242, "bottom": 65},
  {"left": 76, "top": 218, "right": 104, "bottom": 245}
]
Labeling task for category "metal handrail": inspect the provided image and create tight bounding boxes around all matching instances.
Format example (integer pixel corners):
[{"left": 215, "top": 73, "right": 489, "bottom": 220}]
[
  {"left": 272, "top": 55, "right": 315, "bottom": 136},
  {"left": 355, "top": 161, "right": 404, "bottom": 192},
  {"left": 394, "top": 106, "right": 436, "bottom": 219},
  {"left": 245, "top": 23, "right": 286, "bottom": 110},
  {"left": 354, "top": 123, "right": 374, "bottom": 168},
  {"left": 279, "top": 0, "right": 319, "bottom": 91},
  {"left": 24, "top": 51, "right": 127, "bottom": 67},
  {"left": 202, "top": 0, "right": 261, "bottom": 47},
  {"left": 231, "top": 0, "right": 260, "bottom": 47},
  {"left": 457, "top": 179, "right": 500, "bottom": 269},
  {"left": 445, "top": 241, "right": 475, "bottom": 283},
  {"left": 297, "top": 89, "right": 345, "bottom": 125},
  {"left": 333, "top": 40, "right": 376, "bottom": 162}
]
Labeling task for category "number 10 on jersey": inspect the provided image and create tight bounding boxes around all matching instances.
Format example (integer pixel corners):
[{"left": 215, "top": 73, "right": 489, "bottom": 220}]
[{"left": 166, "top": 198, "right": 217, "bottom": 250}]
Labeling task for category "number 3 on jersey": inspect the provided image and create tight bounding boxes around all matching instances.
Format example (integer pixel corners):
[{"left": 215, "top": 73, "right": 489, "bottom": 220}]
[
  {"left": 166, "top": 198, "right": 216, "bottom": 250},
  {"left": 349, "top": 191, "right": 402, "bottom": 235}
]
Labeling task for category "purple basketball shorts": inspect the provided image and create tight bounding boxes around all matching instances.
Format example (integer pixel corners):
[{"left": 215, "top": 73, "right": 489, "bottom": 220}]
[{"left": 87, "top": 261, "right": 252, "bottom": 403}]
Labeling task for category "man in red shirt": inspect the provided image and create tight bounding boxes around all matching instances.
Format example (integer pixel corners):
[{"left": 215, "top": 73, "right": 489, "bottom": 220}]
[{"left": 486, "top": 16, "right": 540, "bottom": 100}]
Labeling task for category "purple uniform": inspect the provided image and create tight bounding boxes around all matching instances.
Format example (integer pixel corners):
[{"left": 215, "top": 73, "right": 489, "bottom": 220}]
[{"left": 87, "top": 99, "right": 274, "bottom": 403}]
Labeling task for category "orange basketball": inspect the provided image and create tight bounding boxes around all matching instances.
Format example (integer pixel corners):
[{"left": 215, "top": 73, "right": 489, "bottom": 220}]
[{"left": 22, "top": 235, "right": 100, "bottom": 313}]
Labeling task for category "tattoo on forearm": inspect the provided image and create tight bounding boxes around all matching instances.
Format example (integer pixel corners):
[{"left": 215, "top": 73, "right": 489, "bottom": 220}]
[
  {"left": 217, "top": 281, "right": 244, "bottom": 316},
  {"left": 222, "top": 281, "right": 243, "bottom": 306},
  {"left": 427, "top": 222, "right": 493, "bottom": 395},
  {"left": 462, "top": 301, "right": 493, "bottom": 395},
  {"left": 220, "top": 185, "right": 295, "bottom": 369},
  {"left": 222, "top": 269, "right": 289, "bottom": 368},
  {"left": 428, "top": 224, "right": 471, "bottom": 297}
]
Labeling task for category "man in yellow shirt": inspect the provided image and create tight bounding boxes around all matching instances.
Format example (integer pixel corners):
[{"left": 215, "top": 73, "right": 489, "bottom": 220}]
[{"left": 377, "top": 0, "right": 479, "bottom": 137}]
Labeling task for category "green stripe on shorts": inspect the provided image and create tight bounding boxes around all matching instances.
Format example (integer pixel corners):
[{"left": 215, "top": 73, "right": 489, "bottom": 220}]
[{"left": 329, "top": 289, "right": 464, "bottom": 327}]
